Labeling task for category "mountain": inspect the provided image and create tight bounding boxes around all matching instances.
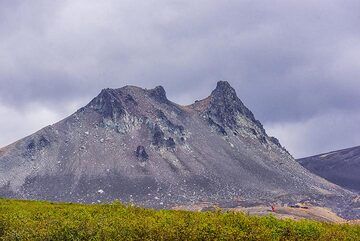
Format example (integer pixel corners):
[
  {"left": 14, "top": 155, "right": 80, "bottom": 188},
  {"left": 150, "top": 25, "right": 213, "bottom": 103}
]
[
  {"left": 0, "top": 81, "right": 358, "bottom": 218},
  {"left": 298, "top": 146, "right": 360, "bottom": 193}
]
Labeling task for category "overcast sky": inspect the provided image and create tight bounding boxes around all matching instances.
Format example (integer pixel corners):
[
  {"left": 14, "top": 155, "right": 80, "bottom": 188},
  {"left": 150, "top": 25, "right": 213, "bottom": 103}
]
[{"left": 1, "top": 0, "right": 360, "bottom": 158}]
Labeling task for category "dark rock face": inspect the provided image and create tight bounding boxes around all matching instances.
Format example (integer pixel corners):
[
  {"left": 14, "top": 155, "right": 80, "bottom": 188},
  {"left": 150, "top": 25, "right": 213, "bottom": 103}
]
[
  {"left": 156, "top": 110, "right": 184, "bottom": 134},
  {"left": 39, "top": 136, "right": 50, "bottom": 148},
  {"left": 135, "top": 146, "right": 149, "bottom": 161},
  {"left": 88, "top": 88, "right": 125, "bottom": 120},
  {"left": 165, "top": 137, "right": 176, "bottom": 149},
  {"left": 125, "top": 94, "right": 138, "bottom": 106},
  {"left": 152, "top": 125, "right": 165, "bottom": 146},
  {"left": 269, "top": 136, "right": 282, "bottom": 148},
  {"left": 149, "top": 86, "right": 168, "bottom": 103},
  {"left": 207, "top": 117, "right": 227, "bottom": 135},
  {"left": 24, "top": 135, "right": 51, "bottom": 157},
  {"left": 298, "top": 146, "right": 360, "bottom": 193},
  {"left": 204, "top": 81, "right": 285, "bottom": 149},
  {"left": 0, "top": 81, "right": 358, "bottom": 219},
  {"left": 26, "top": 141, "right": 36, "bottom": 151},
  {"left": 207, "top": 81, "right": 261, "bottom": 130}
]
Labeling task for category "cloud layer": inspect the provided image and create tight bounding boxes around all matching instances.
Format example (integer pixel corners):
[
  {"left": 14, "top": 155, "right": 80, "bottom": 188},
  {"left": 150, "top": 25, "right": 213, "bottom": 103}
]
[{"left": 1, "top": 0, "right": 360, "bottom": 157}]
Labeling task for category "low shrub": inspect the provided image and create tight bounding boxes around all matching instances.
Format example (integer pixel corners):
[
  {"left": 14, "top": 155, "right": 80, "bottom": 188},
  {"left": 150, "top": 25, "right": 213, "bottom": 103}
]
[{"left": 0, "top": 198, "right": 358, "bottom": 240}]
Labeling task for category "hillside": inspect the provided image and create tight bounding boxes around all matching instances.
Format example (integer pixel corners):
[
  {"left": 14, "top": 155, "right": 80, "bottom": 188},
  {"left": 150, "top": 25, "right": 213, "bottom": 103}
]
[
  {"left": 0, "top": 81, "right": 358, "bottom": 219},
  {"left": 298, "top": 146, "right": 360, "bottom": 193}
]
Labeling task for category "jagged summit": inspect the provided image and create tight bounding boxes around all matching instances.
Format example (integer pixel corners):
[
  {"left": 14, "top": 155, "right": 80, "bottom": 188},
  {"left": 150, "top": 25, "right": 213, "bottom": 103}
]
[
  {"left": 189, "top": 81, "right": 279, "bottom": 147},
  {"left": 208, "top": 81, "right": 260, "bottom": 128},
  {"left": 0, "top": 81, "right": 358, "bottom": 219},
  {"left": 88, "top": 85, "right": 169, "bottom": 108},
  {"left": 213, "top": 80, "right": 234, "bottom": 93},
  {"left": 89, "top": 81, "right": 250, "bottom": 121},
  {"left": 87, "top": 81, "right": 271, "bottom": 145},
  {"left": 149, "top": 85, "right": 168, "bottom": 103}
]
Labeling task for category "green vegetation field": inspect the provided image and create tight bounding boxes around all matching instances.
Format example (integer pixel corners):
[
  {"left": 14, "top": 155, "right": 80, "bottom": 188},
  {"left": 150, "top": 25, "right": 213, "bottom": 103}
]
[{"left": 0, "top": 199, "right": 358, "bottom": 240}]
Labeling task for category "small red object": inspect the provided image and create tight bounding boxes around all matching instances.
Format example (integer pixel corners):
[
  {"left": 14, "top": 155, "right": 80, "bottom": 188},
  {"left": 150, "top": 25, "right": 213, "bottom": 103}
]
[{"left": 271, "top": 205, "right": 276, "bottom": 212}]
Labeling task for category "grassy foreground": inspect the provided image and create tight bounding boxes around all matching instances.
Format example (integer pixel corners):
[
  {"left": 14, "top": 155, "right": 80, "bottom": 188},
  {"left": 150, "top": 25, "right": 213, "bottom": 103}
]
[{"left": 0, "top": 199, "right": 359, "bottom": 240}]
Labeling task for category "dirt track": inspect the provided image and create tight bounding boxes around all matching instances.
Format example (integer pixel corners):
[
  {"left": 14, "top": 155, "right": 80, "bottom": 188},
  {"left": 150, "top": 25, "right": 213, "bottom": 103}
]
[
  {"left": 173, "top": 203, "right": 358, "bottom": 223},
  {"left": 229, "top": 205, "right": 345, "bottom": 223}
]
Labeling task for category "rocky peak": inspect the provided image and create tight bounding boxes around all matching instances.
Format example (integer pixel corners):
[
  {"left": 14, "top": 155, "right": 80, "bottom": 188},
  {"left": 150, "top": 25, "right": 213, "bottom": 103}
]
[
  {"left": 210, "top": 81, "right": 250, "bottom": 115},
  {"left": 149, "top": 86, "right": 168, "bottom": 103},
  {"left": 213, "top": 81, "right": 235, "bottom": 95},
  {"left": 87, "top": 88, "right": 124, "bottom": 120},
  {"left": 206, "top": 81, "right": 287, "bottom": 150},
  {"left": 90, "top": 88, "right": 119, "bottom": 104},
  {"left": 207, "top": 81, "right": 258, "bottom": 128}
]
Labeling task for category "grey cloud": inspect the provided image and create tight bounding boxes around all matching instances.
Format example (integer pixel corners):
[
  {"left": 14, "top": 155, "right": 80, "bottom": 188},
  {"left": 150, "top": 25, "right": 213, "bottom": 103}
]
[{"left": 0, "top": 0, "right": 360, "bottom": 156}]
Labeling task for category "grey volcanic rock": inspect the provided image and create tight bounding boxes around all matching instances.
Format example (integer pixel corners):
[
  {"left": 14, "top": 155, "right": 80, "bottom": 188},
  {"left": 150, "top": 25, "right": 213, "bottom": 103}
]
[
  {"left": 298, "top": 146, "right": 360, "bottom": 193},
  {"left": 135, "top": 146, "right": 149, "bottom": 161},
  {"left": 0, "top": 82, "right": 358, "bottom": 219}
]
